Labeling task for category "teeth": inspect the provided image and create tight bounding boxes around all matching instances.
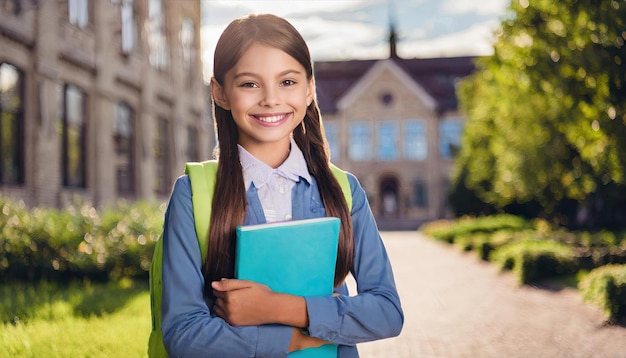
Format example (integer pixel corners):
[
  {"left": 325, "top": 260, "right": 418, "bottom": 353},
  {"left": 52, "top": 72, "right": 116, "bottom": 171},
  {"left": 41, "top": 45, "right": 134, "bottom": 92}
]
[{"left": 257, "top": 114, "right": 285, "bottom": 123}]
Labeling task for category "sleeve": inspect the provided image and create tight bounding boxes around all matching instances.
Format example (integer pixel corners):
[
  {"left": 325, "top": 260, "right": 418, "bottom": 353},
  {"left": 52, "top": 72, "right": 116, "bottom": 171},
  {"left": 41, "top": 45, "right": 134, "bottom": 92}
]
[
  {"left": 304, "top": 173, "right": 404, "bottom": 345},
  {"left": 161, "top": 175, "right": 293, "bottom": 357}
]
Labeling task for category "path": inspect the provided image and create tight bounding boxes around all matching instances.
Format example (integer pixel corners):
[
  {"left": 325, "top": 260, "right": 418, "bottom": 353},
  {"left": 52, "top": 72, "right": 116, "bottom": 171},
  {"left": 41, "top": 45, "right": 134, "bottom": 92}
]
[{"left": 351, "top": 231, "right": 626, "bottom": 358}]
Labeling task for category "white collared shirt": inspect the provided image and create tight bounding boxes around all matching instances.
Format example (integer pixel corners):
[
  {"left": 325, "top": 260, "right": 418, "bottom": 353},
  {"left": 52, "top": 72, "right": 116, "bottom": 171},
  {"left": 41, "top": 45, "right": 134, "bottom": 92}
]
[{"left": 238, "top": 138, "right": 312, "bottom": 223}]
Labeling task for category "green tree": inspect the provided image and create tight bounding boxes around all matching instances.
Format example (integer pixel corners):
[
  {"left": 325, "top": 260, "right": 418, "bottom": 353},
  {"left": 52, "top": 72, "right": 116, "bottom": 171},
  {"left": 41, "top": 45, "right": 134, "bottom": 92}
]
[{"left": 451, "top": 0, "right": 626, "bottom": 227}]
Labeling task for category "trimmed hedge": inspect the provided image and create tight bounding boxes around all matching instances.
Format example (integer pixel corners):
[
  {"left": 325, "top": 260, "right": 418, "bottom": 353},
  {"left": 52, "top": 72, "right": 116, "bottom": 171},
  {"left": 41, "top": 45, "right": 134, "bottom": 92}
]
[
  {"left": 0, "top": 196, "right": 164, "bottom": 283},
  {"left": 490, "top": 238, "right": 578, "bottom": 284},
  {"left": 420, "top": 214, "right": 531, "bottom": 243},
  {"left": 421, "top": 215, "right": 626, "bottom": 322},
  {"left": 579, "top": 264, "right": 626, "bottom": 323}
]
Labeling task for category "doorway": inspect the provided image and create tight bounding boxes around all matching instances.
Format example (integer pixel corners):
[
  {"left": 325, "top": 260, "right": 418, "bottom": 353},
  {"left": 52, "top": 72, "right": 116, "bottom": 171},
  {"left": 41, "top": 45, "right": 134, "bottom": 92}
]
[{"left": 379, "top": 175, "right": 399, "bottom": 217}]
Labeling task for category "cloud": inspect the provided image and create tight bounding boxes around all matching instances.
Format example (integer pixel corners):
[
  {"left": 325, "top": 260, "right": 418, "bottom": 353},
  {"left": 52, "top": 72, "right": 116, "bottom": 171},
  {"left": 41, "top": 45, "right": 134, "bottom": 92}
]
[
  {"left": 292, "top": 16, "right": 387, "bottom": 59},
  {"left": 200, "top": 0, "right": 507, "bottom": 81},
  {"left": 441, "top": 0, "right": 510, "bottom": 16},
  {"left": 203, "top": 0, "right": 365, "bottom": 18},
  {"left": 399, "top": 20, "right": 501, "bottom": 58}
]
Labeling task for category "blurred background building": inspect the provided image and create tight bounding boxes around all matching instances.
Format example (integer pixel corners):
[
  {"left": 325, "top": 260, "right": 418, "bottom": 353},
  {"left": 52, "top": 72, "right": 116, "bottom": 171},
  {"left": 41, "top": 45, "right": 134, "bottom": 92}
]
[
  {"left": 317, "top": 27, "right": 475, "bottom": 229},
  {"left": 1, "top": 1, "right": 474, "bottom": 229},
  {"left": 0, "top": 0, "right": 212, "bottom": 208}
]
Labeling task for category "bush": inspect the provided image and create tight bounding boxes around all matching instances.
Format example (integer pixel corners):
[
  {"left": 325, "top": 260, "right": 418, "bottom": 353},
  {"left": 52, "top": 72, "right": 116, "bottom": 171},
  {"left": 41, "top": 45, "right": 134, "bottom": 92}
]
[
  {"left": 420, "top": 214, "right": 530, "bottom": 243},
  {"left": 474, "top": 230, "right": 523, "bottom": 261},
  {"left": 579, "top": 264, "right": 626, "bottom": 323},
  {"left": 0, "top": 196, "right": 165, "bottom": 283},
  {"left": 490, "top": 238, "right": 578, "bottom": 285},
  {"left": 570, "top": 231, "right": 626, "bottom": 270}
]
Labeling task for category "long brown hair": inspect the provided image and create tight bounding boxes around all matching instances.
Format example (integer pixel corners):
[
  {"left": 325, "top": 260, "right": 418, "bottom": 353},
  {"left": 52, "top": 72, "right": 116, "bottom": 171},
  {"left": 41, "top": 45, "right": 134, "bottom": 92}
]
[{"left": 205, "top": 14, "right": 353, "bottom": 296}]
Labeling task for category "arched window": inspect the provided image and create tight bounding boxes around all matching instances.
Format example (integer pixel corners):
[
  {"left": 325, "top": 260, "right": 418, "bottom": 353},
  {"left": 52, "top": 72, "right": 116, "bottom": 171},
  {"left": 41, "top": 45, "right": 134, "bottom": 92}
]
[
  {"left": 114, "top": 102, "right": 135, "bottom": 196},
  {"left": 154, "top": 117, "right": 170, "bottom": 194},
  {"left": 180, "top": 17, "right": 196, "bottom": 85},
  {"left": 68, "top": 0, "right": 89, "bottom": 29},
  {"left": 186, "top": 125, "right": 199, "bottom": 162},
  {"left": 0, "top": 63, "right": 24, "bottom": 185},
  {"left": 62, "top": 84, "right": 87, "bottom": 188},
  {"left": 148, "top": 0, "right": 169, "bottom": 70},
  {"left": 120, "top": 0, "right": 136, "bottom": 54}
]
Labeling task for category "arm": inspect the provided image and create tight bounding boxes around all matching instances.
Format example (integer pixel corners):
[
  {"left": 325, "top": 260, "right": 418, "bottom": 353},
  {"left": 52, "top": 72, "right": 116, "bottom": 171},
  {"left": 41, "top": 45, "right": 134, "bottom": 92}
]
[
  {"left": 211, "top": 279, "right": 331, "bottom": 352},
  {"left": 211, "top": 278, "right": 308, "bottom": 327},
  {"left": 161, "top": 176, "right": 293, "bottom": 357},
  {"left": 304, "top": 174, "right": 404, "bottom": 345}
]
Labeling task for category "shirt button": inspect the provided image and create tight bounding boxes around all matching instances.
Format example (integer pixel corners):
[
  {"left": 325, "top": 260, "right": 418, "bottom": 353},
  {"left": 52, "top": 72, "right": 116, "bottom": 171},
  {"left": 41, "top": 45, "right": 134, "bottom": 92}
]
[
  {"left": 279, "top": 186, "right": 286, "bottom": 194},
  {"left": 285, "top": 214, "right": 292, "bottom": 220}
]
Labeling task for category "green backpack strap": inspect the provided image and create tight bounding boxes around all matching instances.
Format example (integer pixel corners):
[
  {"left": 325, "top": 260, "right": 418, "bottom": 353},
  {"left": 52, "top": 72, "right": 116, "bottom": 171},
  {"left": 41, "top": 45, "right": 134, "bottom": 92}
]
[
  {"left": 148, "top": 160, "right": 219, "bottom": 358},
  {"left": 148, "top": 232, "right": 167, "bottom": 357},
  {"left": 330, "top": 163, "right": 352, "bottom": 211},
  {"left": 188, "top": 161, "right": 349, "bottom": 258},
  {"left": 185, "top": 160, "right": 218, "bottom": 263}
]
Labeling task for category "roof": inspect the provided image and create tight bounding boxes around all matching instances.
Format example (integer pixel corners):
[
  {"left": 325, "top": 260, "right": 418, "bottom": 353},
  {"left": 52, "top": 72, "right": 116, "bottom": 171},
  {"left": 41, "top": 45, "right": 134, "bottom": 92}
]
[{"left": 314, "top": 56, "right": 477, "bottom": 114}]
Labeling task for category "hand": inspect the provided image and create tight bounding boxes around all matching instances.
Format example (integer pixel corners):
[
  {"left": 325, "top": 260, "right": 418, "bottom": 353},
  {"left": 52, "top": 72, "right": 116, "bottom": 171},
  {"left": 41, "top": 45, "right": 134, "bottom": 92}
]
[
  {"left": 288, "top": 327, "right": 331, "bottom": 353},
  {"left": 212, "top": 278, "right": 276, "bottom": 326}
]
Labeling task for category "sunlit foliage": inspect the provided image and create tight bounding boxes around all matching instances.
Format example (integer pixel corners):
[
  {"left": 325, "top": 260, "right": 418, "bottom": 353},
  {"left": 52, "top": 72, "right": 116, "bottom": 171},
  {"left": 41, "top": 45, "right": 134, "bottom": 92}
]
[{"left": 451, "top": 0, "right": 626, "bottom": 227}]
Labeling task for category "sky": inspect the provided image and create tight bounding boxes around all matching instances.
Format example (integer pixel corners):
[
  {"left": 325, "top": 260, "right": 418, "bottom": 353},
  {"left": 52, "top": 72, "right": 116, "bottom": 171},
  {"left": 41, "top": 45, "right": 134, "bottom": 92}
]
[{"left": 200, "top": 0, "right": 512, "bottom": 81}]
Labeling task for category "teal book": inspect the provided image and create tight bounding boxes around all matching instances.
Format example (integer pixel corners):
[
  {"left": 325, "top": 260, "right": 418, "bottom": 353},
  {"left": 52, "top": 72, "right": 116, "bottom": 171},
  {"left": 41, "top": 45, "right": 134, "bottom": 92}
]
[{"left": 235, "top": 217, "right": 340, "bottom": 358}]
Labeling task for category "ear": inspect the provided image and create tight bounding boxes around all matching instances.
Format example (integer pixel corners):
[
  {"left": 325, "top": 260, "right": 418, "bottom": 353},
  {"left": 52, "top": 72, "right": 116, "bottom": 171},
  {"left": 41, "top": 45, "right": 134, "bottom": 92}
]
[
  {"left": 210, "top": 77, "right": 231, "bottom": 110},
  {"left": 306, "top": 77, "right": 315, "bottom": 106}
]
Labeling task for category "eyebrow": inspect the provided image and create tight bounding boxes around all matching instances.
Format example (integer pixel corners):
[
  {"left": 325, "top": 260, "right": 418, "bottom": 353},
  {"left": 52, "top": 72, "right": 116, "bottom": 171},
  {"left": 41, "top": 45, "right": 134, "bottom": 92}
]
[{"left": 232, "top": 69, "right": 304, "bottom": 80}]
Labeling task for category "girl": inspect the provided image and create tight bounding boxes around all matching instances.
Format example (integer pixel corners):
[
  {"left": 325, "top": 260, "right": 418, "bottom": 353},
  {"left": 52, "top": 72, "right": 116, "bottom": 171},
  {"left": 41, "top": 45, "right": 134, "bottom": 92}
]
[{"left": 161, "top": 13, "right": 403, "bottom": 357}]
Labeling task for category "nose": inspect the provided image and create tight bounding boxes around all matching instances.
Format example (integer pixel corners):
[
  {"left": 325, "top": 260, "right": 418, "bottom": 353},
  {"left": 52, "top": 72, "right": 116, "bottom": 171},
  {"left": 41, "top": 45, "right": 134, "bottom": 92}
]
[{"left": 259, "top": 87, "right": 279, "bottom": 107}]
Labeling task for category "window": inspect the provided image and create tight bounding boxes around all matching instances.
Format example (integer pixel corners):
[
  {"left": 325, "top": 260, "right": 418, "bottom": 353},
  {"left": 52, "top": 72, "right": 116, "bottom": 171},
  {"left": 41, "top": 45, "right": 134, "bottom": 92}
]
[
  {"left": 120, "top": 0, "right": 135, "bottom": 54},
  {"left": 114, "top": 102, "right": 134, "bottom": 195},
  {"left": 377, "top": 120, "right": 398, "bottom": 161},
  {"left": 148, "top": 0, "right": 169, "bottom": 70},
  {"left": 68, "top": 0, "right": 89, "bottom": 28},
  {"left": 439, "top": 118, "right": 464, "bottom": 159},
  {"left": 0, "top": 63, "right": 24, "bottom": 185},
  {"left": 180, "top": 17, "right": 196, "bottom": 85},
  {"left": 349, "top": 121, "right": 372, "bottom": 161},
  {"left": 412, "top": 179, "right": 428, "bottom": 208},
  {"left": 323, "top": 121, "right": 339, "bottom": 162},
  {"left": 186, "top": 126, "right": 199, "bottom": 162},
  {"left": 403, "top": 119, "right": 427, "bottom": 161},
  {"left": 1, "top": 0, "right": 22, "bottom": 15},
  {"left": 62, "top": 84, "right": 87, "bottom": 188},
  {"left": 154, "top": 117, "right": 170, "bottom": 194}
]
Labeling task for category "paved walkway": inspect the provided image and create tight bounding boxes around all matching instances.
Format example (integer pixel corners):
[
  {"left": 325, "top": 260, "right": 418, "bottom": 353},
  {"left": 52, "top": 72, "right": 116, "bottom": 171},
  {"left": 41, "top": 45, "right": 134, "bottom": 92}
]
[{"left": 350, "top": 231, "right": 626, "bottom": 358}]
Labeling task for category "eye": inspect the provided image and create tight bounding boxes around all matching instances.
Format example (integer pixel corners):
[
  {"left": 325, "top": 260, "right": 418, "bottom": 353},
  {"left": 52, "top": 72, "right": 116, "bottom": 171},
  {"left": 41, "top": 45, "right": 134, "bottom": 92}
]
[
  {"left": 280, "top": 79, "right": 296, "bottom": 87},
  {"left": 239, "top": 82, "right": 258, "bottom": 88}
]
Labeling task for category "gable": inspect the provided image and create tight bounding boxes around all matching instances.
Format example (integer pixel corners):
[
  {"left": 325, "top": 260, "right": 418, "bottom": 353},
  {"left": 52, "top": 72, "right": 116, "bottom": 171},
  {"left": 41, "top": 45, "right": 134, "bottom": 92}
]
[{"left": 336, "top": 59, "right": 437, "bottom": 112}]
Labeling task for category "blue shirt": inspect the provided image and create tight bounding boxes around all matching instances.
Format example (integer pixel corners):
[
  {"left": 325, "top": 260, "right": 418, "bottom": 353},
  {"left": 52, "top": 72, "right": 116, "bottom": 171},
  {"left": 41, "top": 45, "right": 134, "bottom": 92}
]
[{"left": 161, "top": 168, "right": 404, "bottom": 357}]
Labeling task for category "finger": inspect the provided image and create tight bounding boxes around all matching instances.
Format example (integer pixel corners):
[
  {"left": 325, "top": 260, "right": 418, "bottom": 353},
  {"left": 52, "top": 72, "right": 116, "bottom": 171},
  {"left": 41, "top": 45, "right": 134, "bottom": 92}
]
[
  {"left": 212, "top": 278, "right": 252, "bottom": 292},
  {"left": 214, "top": 297, "right": 223, "bottom": 309},
  {"left": 213, "top": 303, "right": 227, "bottom": 320},
  {"left": 213, "top": 288, "right": 225, "bottom": 298}
]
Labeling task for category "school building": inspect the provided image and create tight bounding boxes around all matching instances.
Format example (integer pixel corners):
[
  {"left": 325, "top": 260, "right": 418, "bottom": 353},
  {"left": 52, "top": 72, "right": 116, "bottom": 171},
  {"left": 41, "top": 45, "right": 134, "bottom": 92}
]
[
  {"left": 1, "top": 1, "right": 475, "bottom": 229},
  {"left": 0, "top": 0, "right": 212, "bottom": 208},
  {"left": 316, "top": 29, "right": 476, "bottom": 229}
]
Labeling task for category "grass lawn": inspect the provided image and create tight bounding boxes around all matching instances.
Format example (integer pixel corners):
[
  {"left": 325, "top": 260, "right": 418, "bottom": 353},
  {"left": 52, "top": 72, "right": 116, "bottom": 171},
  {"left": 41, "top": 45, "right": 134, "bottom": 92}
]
[{"left": 0, "top": 279, "right": 151, "bottom": 357}]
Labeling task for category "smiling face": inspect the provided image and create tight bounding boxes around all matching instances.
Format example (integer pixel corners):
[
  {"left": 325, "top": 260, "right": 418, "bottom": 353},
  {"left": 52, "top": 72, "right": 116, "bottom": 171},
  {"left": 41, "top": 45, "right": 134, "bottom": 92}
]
[{"left": 211, "top": 43, "right": 314, "bottom": 164}]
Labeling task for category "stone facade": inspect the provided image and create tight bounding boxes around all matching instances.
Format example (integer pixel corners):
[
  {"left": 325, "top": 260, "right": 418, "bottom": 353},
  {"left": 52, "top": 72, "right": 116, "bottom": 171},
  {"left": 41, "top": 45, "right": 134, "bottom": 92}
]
[
  {"left": 0, "top": 0, "right": 212, "bottom": 208},
  {"left": 315, "top": 50, "right": 475, "bottom": 229}
]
